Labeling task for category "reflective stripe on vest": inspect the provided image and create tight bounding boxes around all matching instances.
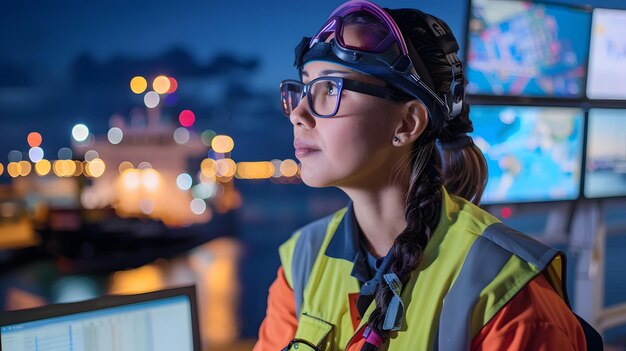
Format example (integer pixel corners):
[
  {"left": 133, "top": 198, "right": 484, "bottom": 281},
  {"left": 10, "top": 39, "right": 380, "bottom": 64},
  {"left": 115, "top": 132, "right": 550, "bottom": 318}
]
[
  {"left": 436, "top": 223, "right": 562, "bottom": 350},
  {"left": 292, "top": 214, "right": 334, "bottom": 318}
]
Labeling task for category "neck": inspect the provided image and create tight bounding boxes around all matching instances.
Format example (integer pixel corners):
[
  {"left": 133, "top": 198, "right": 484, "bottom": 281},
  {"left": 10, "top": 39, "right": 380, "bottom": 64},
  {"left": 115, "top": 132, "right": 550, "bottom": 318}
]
[{"left": 340, "top": 177, "right": 410, "bottom": 258}]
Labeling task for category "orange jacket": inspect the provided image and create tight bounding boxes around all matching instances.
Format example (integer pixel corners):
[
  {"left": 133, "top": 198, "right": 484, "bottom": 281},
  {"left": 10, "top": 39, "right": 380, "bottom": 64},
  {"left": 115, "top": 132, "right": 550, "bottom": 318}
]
[{"left": 254, "top": 266, "right": 586, "bottom": 351}]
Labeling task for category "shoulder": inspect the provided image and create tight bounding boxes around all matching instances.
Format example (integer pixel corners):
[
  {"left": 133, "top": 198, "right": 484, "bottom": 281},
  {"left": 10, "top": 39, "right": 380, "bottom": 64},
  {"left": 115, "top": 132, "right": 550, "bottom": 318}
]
[
  {"left": 279, "top": 208, "right": 347, "bottom": 253},
  {"left": 278, "top": 207, "right": 348, "bottom": 287},
  {"left": 472, "top": 274, "right": 586, "bottom": 350}
]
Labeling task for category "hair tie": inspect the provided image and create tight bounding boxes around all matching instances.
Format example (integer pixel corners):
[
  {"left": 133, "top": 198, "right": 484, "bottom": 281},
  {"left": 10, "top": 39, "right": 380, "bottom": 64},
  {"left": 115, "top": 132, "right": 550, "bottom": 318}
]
[{"left": 436, "top": 134, "right": 473, "bottom": 150}]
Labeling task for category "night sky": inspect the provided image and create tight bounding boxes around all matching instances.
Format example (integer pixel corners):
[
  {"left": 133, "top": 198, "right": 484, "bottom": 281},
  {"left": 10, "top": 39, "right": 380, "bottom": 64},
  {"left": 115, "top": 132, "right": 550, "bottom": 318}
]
[{"left": 1, "top": 0, "right": 625, "bottom": 163}]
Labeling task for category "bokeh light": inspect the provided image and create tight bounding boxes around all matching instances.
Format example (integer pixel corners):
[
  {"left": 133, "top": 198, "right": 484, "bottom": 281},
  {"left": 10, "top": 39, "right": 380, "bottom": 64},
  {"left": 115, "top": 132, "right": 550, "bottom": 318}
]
[
  {"left": 164, "top": 92, "right": 179, "bottom": 106},
  {"left": 130, "top": 76, "right": 148, "bottom": 94},
  {"left": 176, "top": 173, "right": 193, "bottom": 190},
  {"left": 121, "top": 169, "right": 141, "bottom": 190},
  {"left": 107, "top": 127, "right": 124, "bottom": 144},
  {"left": 139, "top": 198, "right": 155, "bottom": 215},
  {"left": 142, "top": 169, "right": 161, "bottom": 192},
  {"left": 179, "top": 110, "right": 195, "bottom": 127},
  {"left": 53, "top": 160, "right": 77, "bottom": 177},
  {"left": 167, "top": 77, "right": 178, "bottom": 93},
  {"left": 58, "top": 147, "right": 73, "bottom": 160},
  {"left": 35, "top": 160, "right": 51, "bottom": 176},
  {"left": 271, "top": 159, "right": 282, "bottom": 177},
  {"left": 216, "top": 158, "right": 237, "bottom": 178},
  {"left": 73, "top": 161, "right": 84, "bottom": 176},
  {"left": 201, "top": 158, "right": 217, "bottom": 178},
  {"left": 138, "top": 162, "right": 153, "bottom": 170},
  {"left": 7, "top": 162, "right": 20, "bottom": 178},
  {"left": 211, "top": 135, "right": 235, "bottom": 153},
  {"left": 144, "top": 91, "right": 160, "bottom": 108},
  {"left": 8, "top": 150, "right": 22, "bottom": 162},
  {"left": 84, "top": 150, "right": 99, "bottom": 162},
  {"left": 190, "top": 198, "right": 207, "bottom": 215},
  {"left": 0, "top": 163, "right": 3, "bottom": 176},
  {"left": 152, "top": 76, "right": 170, "bottom": 94},
  {"left": 173, "top": 127, "right": 190, "bottom": 144},
  {"left": 192, "top": 183, "right": 217, "bottom": 199},
  {"left": 87, "top": 158, "right": 106, "bottom": 177},
  {"left": 119, "top": 161, "right": 134, "bottom": 174},
  {"left": 236, "top": 162, "right": 275, "bottom": 179},
  {"left": 28, "top": 147, "right": 44, "bottom": 162},
  {"left": 201, "top": 130, "right": 217, "bottom": 146},
  {"left": 153, "top": 75, "right": 171, "bottom": 94},
  {"left": 18, "top": 161, "right": 32, "bottom": 176},
  {"left": 27, "top": 132, "right": 42, "bottom": 148},
  {"left": 72, "top": 124, "right": 90, "bottom": 142},
  {"left": 280, "top": 159, "right": 299, "bottom": 177}
]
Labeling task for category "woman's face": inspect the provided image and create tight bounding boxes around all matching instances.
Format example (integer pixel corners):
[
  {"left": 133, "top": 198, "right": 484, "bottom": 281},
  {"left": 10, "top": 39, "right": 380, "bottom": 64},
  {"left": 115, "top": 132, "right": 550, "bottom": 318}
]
[{"left": 291, "top": 61, "right": 407, "bottom": 189}]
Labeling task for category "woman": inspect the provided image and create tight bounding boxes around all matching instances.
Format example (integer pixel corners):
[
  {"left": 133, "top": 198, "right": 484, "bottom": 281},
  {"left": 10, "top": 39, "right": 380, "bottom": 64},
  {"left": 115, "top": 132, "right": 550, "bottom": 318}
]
[{"left": 255, "top": 1, "right": 591, "bottom": 350}]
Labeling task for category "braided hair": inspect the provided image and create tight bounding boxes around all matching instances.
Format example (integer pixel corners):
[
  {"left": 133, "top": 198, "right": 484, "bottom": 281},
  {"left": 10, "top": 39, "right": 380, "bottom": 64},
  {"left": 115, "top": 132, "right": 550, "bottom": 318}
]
[{"left": 357, "top": 9, "right": 488, "bottom": 340}]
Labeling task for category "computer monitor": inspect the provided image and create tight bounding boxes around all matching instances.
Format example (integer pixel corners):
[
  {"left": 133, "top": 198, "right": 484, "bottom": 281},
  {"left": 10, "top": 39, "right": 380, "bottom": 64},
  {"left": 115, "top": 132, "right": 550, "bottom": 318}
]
[
  {"left": 466, "top": 0, "right": 591, "bottom": 98},
  {"left": 586, "top": 8, "right": 626, "bottom": 100},
  {"left": 470, "top": 105, "right": 584, "bottom": 204},
  {"left": 0, "top": 286, "right": 201, "bottom": 351},
  {"left": 585, "top": 108, "right": 626, "bottom": 198}
]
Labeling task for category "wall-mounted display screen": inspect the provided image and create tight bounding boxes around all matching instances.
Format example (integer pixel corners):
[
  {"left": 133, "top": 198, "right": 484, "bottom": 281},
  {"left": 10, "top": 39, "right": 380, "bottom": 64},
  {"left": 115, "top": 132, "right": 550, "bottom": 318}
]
[
  {"left": 585, "top": 109, "right": 626, "bottom": 198},
  {"left": 470, "top": 105, "right": 584, "bottom": 204},
  {"left": 586, "top": 9, "right": 626, "bottom": 100},
  {"left": 466, "top": 0, "right": 591, "bottom": 98}
]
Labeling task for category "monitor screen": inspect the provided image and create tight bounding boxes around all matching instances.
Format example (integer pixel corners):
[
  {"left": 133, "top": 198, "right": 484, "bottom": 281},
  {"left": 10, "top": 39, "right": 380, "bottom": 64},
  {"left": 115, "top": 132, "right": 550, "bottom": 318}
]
[
  {"left": 466, "top": 0, "right": 591, "bottom": 98},
  {"left": 586, "top": 9, "right": 626, "bottom": 100},
  {"left": 585, "top": 109, "right": 626, "bottom": 198},
  {"left": 1, "top": 287, "right": 199, "bottom": 351},
  {"left": 470, "top": 105, "right": 584, "bottom": 204}
]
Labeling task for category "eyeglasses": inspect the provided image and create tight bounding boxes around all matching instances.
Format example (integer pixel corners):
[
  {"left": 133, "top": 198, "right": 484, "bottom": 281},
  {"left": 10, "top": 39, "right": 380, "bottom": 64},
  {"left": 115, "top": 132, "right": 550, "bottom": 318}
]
[
  {"left": 281, "top": 338, "right": 322, "bottom": 351},
  {"left": 280, "top": 76, "right": 408, "bottom": 118}
]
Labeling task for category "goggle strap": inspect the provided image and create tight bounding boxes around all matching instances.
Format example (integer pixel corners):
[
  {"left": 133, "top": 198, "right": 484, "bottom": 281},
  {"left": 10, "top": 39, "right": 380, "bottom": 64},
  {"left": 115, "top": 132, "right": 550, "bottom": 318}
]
[
  {"left": 294, "top": 36, "right": 312, "bottom": 70},
  {"left": 421, "top": 14, "right": 464, "bottom": 118}
]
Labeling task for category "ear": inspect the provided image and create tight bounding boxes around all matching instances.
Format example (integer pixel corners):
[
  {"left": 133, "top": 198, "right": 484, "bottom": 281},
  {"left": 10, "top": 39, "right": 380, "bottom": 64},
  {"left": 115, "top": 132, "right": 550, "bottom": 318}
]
[{"left": 393, "top": 100, "right": 429, "bottom": 145}]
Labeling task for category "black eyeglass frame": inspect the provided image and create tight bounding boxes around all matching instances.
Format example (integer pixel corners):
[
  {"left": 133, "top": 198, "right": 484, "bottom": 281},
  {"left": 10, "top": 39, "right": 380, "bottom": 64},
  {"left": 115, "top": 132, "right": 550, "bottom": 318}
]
[{"left": 280, "top": 76, "right": 411, "bottom": 118}]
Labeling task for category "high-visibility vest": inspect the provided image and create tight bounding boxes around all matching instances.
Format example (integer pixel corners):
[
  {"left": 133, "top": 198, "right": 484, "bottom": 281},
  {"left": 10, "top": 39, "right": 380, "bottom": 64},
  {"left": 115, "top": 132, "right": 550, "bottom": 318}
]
[{"left": 278, "top": 188, "right": 570, "bottom": 350}]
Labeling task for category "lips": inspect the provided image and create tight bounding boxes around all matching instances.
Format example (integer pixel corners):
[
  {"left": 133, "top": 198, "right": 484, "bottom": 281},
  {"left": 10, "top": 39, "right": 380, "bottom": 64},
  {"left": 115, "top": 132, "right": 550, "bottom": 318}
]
[{"left": 294, "top": 139, "right": 321, "bottom": 158}]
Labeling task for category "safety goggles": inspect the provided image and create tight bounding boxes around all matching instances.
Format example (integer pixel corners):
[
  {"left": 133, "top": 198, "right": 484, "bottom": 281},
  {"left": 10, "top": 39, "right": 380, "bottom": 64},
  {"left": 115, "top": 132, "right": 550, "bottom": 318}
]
[
  {"left": 280, "top": 76, "right": 409, "bottom": 118},
  {"left": 294, "top": 0, "right": 460, "bottom": 121}
]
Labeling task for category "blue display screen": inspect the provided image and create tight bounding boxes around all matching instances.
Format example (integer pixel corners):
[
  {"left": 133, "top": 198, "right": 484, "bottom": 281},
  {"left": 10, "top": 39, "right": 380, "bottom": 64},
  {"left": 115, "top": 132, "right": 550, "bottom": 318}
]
[
  {"left": 585, "top": 109, "right": 626, "bottom": 198},
  {"left": 466, "top": 0, "right": 591, "bottom": 98},
  {"left": 587, "top": 9, "right": 626, "bottom": 100},
  {"left": 470, "top": 105, "right": 584, "bottom": 204}
]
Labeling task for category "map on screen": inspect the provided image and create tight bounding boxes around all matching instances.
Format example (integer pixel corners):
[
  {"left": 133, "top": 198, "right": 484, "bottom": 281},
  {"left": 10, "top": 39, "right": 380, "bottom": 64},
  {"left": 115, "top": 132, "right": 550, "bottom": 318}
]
[
  {"left": 586, "top": 9, "right": 626, "bottom": 100},
  {"left": 585, "top": 109, "right": 626, "bottom": 198},
  {"left": 470, "top": 105, "right": 584, "bottom": 204},
  {"left": 466, "top": 0, "right": 591, "bottom": 98}
]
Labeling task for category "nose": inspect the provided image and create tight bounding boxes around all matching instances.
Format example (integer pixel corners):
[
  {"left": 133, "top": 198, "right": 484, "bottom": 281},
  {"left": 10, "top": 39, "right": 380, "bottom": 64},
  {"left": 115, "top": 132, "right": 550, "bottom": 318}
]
[{"left": 289, "top": 95, "right": 316, "bottom": 129}]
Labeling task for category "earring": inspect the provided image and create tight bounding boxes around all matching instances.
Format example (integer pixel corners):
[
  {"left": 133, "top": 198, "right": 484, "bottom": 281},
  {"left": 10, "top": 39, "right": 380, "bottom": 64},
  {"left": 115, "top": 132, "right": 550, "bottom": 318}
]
[{"left": 393, "top": 136, "right": 400, "bottom": 143}]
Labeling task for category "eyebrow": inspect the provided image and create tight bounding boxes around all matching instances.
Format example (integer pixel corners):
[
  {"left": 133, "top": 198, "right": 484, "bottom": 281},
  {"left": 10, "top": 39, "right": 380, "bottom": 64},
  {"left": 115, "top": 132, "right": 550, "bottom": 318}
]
[{"left": 301, "top": 69, "right": 352, "bottom": 78}]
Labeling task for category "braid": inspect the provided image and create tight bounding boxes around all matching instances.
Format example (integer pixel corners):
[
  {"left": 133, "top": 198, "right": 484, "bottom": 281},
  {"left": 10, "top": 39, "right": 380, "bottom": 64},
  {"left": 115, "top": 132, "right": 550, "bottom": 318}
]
[{"left": 366, "top": 131, "right": 442, "bottom": 338}]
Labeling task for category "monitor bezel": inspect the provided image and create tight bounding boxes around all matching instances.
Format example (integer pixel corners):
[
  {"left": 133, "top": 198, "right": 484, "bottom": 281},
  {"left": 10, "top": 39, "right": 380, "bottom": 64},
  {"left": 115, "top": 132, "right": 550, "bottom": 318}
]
[
  {"left": 0, "top": 285, "right": 202, "bottom": 351},
  {"left": 582, "top": 107, "right": 626, "bottom": 200},
  {"left": 585, "top": 7, "right": 626, "bottom": 102}
]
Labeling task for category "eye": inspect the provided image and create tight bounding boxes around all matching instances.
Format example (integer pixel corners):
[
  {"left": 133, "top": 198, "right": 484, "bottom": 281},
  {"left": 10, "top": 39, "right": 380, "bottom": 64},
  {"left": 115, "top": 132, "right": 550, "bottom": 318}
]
[{"left": 325, "top": 81, "right": 338, "bottom": 96}]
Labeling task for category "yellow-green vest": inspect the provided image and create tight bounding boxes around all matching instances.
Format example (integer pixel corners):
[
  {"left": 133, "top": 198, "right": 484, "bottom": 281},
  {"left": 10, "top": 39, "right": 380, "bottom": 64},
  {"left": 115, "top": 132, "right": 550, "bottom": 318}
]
[{"left": 278, "top": 188, "right": 568, "bottom": 350}]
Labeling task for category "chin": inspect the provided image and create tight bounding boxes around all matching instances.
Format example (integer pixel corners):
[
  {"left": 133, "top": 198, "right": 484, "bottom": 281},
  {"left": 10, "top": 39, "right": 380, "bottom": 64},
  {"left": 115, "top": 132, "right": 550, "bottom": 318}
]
[{"left": 299, "top": 167, "right": 336, "bottom": 188}]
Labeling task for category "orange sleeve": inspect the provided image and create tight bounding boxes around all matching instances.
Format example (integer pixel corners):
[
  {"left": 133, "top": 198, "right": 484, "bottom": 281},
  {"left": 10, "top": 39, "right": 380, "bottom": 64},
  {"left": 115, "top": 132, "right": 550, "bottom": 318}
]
[
  {"left": 253, "top": 266, "right": 298, "bottom": 351},
  {"left": 471, "top": 274, "right": 587, "bottom": 351}
]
